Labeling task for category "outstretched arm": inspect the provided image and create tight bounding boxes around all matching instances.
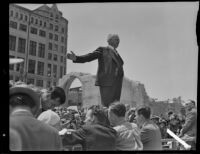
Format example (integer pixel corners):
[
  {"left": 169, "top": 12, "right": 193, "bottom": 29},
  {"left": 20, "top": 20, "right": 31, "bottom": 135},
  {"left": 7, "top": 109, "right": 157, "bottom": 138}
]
[{"left": 67, "top": 47, "right": 102, "bottom": 63}]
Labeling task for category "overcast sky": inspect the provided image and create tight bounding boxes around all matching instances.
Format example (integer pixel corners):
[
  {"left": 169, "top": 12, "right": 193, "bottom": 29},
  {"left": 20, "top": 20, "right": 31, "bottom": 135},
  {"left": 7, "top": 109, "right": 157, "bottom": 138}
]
[{"left": 17, "top": 2, "right": 199, "bottom": 101}]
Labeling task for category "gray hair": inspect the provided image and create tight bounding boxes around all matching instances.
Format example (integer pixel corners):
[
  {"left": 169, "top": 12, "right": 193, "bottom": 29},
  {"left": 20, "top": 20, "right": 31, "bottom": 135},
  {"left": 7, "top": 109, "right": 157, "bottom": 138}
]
[{"left": 107, "top": 34, "right": 120, "bottom": 43}]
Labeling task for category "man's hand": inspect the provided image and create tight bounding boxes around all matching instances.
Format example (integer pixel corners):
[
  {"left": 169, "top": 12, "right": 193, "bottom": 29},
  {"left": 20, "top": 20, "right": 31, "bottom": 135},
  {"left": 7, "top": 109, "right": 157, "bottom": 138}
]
[{"left": 67, "top": 51, "right": 76, "bottom": 61}]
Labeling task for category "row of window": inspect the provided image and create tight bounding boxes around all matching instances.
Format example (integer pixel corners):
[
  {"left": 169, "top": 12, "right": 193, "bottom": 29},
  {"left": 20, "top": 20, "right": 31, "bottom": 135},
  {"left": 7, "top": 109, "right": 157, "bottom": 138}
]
[
  {"left": 30, "top": 26, "right": 65, "bottom": 43},
  {"left": 9, "top": 58, "right": 65, "bottom": 78},
  {"left": 9, "top": 74, "right": 57, "bottom": 88},
  {"left": 10, "top": 9, "right": 65, "bottom": 33},
  {"left": 9, "top": 35, "right": 66, "bottom": 63}
]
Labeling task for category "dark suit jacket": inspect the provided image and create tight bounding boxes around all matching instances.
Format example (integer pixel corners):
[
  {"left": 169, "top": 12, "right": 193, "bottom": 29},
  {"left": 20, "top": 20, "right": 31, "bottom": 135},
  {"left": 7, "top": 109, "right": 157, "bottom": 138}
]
[
  {"left": 10, "top": 110, "right": 63, "bottom": 151},
  {"left": 62, "top": 123, "right": 117, "bottom": 151},
  {"left": 73, "top": 46, "right": 124, "bottom": 86},
  {"left": 181, "top": 108, "right": 197, "bottom": 137},
  {"left": 140, "top": 121, "right": 162, "bottom": 150}
]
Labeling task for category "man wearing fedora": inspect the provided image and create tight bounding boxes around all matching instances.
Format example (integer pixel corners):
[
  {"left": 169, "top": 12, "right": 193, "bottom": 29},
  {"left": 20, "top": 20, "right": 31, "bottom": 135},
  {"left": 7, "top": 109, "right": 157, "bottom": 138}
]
[{"left": 9, "top": 84, "right": 63, "bottom": 151}]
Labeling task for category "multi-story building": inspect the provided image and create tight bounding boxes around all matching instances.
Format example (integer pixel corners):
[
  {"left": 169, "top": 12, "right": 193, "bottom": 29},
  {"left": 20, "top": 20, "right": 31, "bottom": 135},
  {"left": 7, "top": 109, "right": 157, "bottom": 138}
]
[{"left": 9, "top": 4, "right": 68, "bottom": 88}]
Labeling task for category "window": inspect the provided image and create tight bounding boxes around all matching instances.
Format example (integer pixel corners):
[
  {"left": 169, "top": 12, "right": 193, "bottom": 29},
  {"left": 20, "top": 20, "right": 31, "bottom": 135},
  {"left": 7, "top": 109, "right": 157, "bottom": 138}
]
[
  {"left": 53, "top": 65, "right": 57, "bottom": 78},
  {"left": 30, "top": 27, "right": 37, "bottom": 34},
  {"left": 61, "top": 46, "right": 64, "bottom": 53},
  {"left": 15, "top": 76, "right": 20, "bottom": 82},
  {"left": 9, "top": 21, "right": 17, "bottom": 29},
  {"left": 60, "top": 66, "right": 63, "bottom": 78},
  {"left": 29, "top": 41, "right": 37, "bottom": 56},
  {"left": 38, "top": 43, "right": 45, "bottom": 58},
  {"left": 28, "top": 59, "right": 36, "bottom": 74},
  {"left": 20, "top": 14, "right": 23, "bottom": 20},
  {"left": 54, "top": 44, "right": 58, "bottom": 51},
  {"left": 10, "top": 75, "right": 13, "bottom": 80},
  {"left": 16, "top": 57, "right": 24, "bottom": 72},
  {"left": 40, "top": 20, "right": 42, "bottom": 26},
  {"left": 37, "top": 61, "right": 44, "bottom": 76},
  {"left": 19, "top": 24, "right": 27, "bottom": 32},
  {"left": 10, "top": 10, "right": 13, "bottom": 17},
  {"left": 44, "top": 22, "right": 46, "bottom": 27},
  {"left": 53, "top": 81, "right": 56, "bottom": 86},
  {"left": 9, "top": 55, "right": 15, "bottom": 70},
  {"left": 50, "top": 23, "right": 53, "bottom": 30},
  {"left": 47, "top": 64, "right": 51, "bottom": 77},
  {"left": 53, "top": 54, "right": 57, "bottom": 61},
  {"left": 50, "top": 13, "right": 53, "bottom": 18},
  {"left": 9, "top": 35, "right": 16, "bottom": 51},
  {"left": 36, "top": 80, "right": 43, "bottom": 87},
  {"left": 55, "top": 14, "right": 59, "bottom": 20},
  {"left": 49, "top": 33, "right": 53, "bottom": 39},
  {"left": 48, "top": 43, "right": 52, "bottom": 50},
  {"left": 62, "top": 27, "right": 64, "bottom": 33},
  {"left": 61, "top": 36, "right": 64, "bottom": 43},
  {"left": 48, "top": 53, "right": 52, "bottom": 60},
  {"left": 46, "top": 81, "right": 51, "bottom": 88},
  {"left": 54, "top": 34, "right": 58, "bottom": 41},
  {"left": 18, "top": 38, "right": 26, "bottom": 53},
  {"left": 35, "top": 19, "right": 38, "bottom": 25},
  {"left": 64, "top": 67, "right": 66, "bottom": 75},
  {"left": 55, "top": 25, "right": 58, "bottom": 32},
  {"left": 39, "top": 30, "right": 46, "bottom": 37},
  {"left": 27, "top": 78, "right": 35, "bottom": 85},
  {"left": 15, "top": 12, "right": 18, "bottom": 18},
  {"left": 31, "top": 17, "right": 34, "bottom": 23},
  {"left": 25, "top": 15, "right": 28, "bottom": 21},
  {"left": 60, "top": 56, "right": 63, "bottom": 63}
]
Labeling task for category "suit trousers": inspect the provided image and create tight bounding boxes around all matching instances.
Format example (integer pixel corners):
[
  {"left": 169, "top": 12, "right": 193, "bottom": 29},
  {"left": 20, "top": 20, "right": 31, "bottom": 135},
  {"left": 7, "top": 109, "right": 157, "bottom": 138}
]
[{"left": 99, "top": 77, "right": 123, "bottom": 107}]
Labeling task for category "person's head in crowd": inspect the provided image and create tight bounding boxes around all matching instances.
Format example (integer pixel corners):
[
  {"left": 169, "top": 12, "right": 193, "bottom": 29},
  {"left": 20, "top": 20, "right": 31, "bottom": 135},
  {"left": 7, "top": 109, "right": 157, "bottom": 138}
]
[
  {"left": 108, "top": 102, "right": 126, "bottom": 127},
  {"left": 168, "top": 111, "right": 173, "bottom": 118},
  {"left": 184, "top": 100, "right": 196, "bottom": 112},
  {"left": 159, "top": 119, "right": 167, "bottom": 128},
  {"left": 9, "top": 83, "right": 40, "bottom": 116},
  {"left": 37, "top": 110, "right": 61, "bottom": 131},
  {"left": 84, "top": 105, "right": 110, "bottom": 127},
  {"left": 135, "top": 105, "right": 151, "bottom": 128},
  {"left": 41, "top": 86, "right": 66, "bottom": 110},
  {"left": 107, "top": 34, "right": 120, "bottom": 49}
]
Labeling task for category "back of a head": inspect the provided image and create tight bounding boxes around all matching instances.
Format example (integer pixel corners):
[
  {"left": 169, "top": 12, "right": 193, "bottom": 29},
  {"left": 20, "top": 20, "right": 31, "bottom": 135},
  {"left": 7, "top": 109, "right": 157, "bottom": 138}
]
[
  {"left": 136, "top": 106, "right": 151, "bottom": 120},
  {"left": 109, "top": 102, "right": 126, "bottom": 118},
  {"left": 88, "top": 105, "right": 110, "bottom": 126},
  {"left": 48, "top": 86, "right": 66, "bottom": 105},
  {"left": 10, "top": 84, "right": 40, "bottom": 115},
  {"left": 37, "top": 110, "right": 61, "bottom": 130}
]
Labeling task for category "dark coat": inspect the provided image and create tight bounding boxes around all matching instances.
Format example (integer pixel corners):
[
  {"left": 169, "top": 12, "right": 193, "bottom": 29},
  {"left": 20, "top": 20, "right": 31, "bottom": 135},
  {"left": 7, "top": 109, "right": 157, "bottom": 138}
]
[
  {"left": 73, "top": 46, "right": 124, "bottom": 86},
  {"left": 140, "top": 121, "right": 162, "bottom": 150},
  {"left": 10, "top": 110, "right": 63, "bottom": 151},
  {"left": 62, "top": 123, "right": 117, "bottom": 151}
]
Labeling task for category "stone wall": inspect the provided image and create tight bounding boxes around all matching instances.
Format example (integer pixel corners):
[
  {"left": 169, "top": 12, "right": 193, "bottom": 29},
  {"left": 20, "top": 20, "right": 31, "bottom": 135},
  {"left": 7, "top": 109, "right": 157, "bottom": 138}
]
[{"left": 59, "top": 72, "right": 150, "bottom": 108}]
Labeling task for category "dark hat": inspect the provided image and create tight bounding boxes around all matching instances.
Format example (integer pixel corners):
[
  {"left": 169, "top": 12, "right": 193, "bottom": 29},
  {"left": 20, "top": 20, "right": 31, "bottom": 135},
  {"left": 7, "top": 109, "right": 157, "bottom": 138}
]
[{"left": 10, "top": 85, "right": 40, "bottom": 115}]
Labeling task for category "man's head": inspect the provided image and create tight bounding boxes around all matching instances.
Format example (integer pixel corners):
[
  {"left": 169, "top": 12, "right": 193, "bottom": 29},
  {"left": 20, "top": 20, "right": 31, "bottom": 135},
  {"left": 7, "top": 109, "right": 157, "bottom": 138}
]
[
  {"left": 41, "top": 86, "right": 66, "bottom": 110},
  {"left": 84, "top": 105, "right": 110, "bottom": 126},
  {"left": 135, "top": 106, "right": 151, "bottom": 127},
  {"left": 108, "top": 102, "right": 126, "bottom": 126},
  {"left": 184, "top": 100, "right": 195, "bottom": 112},
  {"left": 9, "top": 84, "right": 40, "bottom": 116},
  {"left": 107, "top": 34, "right": 120, "bottom": 49}
]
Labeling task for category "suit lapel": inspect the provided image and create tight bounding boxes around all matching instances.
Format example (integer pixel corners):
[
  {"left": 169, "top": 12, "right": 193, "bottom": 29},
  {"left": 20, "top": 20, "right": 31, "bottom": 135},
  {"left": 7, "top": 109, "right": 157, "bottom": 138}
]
[{"left": 107, "top": 47, "right": 122, "bottom": 68}]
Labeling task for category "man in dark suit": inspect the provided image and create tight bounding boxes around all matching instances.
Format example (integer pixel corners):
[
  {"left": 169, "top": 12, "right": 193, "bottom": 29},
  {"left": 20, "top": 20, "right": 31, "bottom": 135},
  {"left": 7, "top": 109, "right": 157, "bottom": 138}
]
[
  {"left": 61, "top": 105, "right": 117, "bottom": 151},
  {"left": 135, "top": 106, "right": 162, "bottom": 150},
  {"left": 67, "top": 34, "right": 124, "bottom": 107},
  {"left": 9, "top": 84, "right": 63, "bottom": 151},
  {"left": 179, "top": 100, "right": 197, "bottom": 149}
]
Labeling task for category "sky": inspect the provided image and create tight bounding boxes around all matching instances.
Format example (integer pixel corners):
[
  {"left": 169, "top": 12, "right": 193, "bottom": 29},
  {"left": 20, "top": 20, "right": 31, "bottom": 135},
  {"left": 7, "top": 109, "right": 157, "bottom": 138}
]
[{"left": 17, "top": 2, "right": 199, "bottom": 101}]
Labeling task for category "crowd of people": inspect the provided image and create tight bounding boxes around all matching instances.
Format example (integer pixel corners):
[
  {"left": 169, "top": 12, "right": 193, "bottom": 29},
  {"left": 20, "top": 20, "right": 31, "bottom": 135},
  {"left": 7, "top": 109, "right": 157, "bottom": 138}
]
[{"left": 9, "top": 81, "right": 197, "bottom": 151}]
